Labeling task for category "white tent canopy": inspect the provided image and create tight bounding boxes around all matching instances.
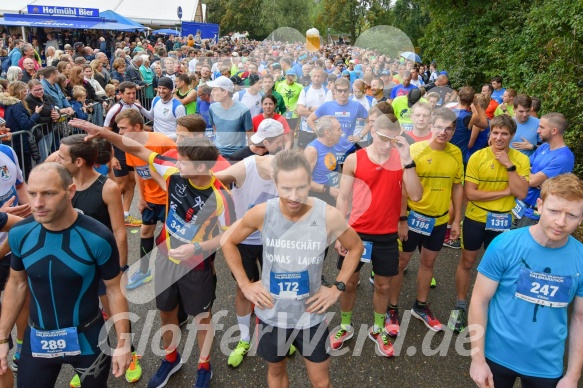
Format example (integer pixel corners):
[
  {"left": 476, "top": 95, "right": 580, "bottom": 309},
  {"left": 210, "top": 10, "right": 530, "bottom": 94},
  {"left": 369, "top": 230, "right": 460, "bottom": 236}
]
[{"left": 1, "top": 0, "right": 204, "bottom": 26}]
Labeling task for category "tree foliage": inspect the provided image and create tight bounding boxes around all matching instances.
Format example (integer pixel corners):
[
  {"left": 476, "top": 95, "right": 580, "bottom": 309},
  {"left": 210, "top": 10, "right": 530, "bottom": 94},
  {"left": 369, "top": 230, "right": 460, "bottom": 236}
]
[{"left": 419, "top": 0, "right": 583, "bottom": 175}]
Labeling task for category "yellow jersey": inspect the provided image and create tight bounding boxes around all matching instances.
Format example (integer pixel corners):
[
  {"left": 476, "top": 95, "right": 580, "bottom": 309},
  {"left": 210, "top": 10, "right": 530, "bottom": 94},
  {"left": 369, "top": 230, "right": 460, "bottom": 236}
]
[
  {"left": 465, "top": 147, "right": 530, "bottom": 223},
  {"left": 408, "top": 141, "right": 464, "bottom": 226}
]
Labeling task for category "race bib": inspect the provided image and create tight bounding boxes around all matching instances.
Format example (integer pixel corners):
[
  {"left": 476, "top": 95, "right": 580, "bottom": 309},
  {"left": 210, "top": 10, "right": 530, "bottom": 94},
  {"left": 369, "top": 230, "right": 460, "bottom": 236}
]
[
  {"left": 407, "top": 210, "right": 435, "bottom": 236},
  {"left": 166, "top": 207, "right": 198, "bottom": 242},
  {"left": 326, "top": 171, "right": 339, "bottom": 187},
  {"left": 284, "top": 111, "right": 293, "bottom": 119},
  {"left": 354, "top": 119, "right": 365, "bottom": 135},
  {"left": 401, "top": 123, "right": 413, "bottom": 132},
  {"left": 360, "top": 241, "right": 373, "bottom": 263},
  {"left": 335, "top": 152, "right": 347, "bottom": 164},
  {"left": 485, "top": 212, "right": 512, "bottom": 232},
  {"left": 512, "top": 199, "right": 526, "bottom": 219},
  {"left": 205, "top": 127, "right": 215, "bottom": 142},
  {"left": 270, "top": 270, "right": 310, "bottom": 300},
  {"left": 135, "top": 165, "right": 152, "bottom": 180},
  {"left": 30, "top": 327, "right": 81, "bottom": 358},
  {"left": 515, "top": 268, "right": 573, "bottom": 308}
]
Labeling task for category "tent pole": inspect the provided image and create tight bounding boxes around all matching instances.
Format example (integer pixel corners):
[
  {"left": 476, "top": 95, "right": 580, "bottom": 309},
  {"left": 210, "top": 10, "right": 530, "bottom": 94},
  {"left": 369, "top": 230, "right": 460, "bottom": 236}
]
[{"left": 21, "top": 26, "right": 26, "bottom": 41}]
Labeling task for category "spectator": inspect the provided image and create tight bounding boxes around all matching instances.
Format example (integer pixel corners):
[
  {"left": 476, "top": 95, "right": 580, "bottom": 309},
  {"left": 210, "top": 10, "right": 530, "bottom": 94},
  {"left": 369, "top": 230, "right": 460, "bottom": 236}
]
[
  {"left": 41, "top": 66, "right": 73, "bottom": 115},
  {"left": 70, "top": 86, "right": 90, "bottom": 120},
  {"left": 139, "top": 55, "right": 156, "bottom": 100},
  {"left": 125, "top": 55, "right": 145, "bottom": 88},
  {"left": 20, "top": 58, "right": 37, "bottom": 83},
  {"left": 6, "top": 66, "right": 22, "bottom": 83},
  {"left": 66, "top": 66, "right": 98, "bottom": 103},
  {"left": 57, "top": 61, "right": 72, "bottom": 77},
  {"left": 45, "top": 46, "right": 57, "bottom": 67},
  {"left": 112, "top": 58, "right": 127, "bottom": 83},
  {"left": 90, "top": 60, "right": 107, "bottom": 89},
  {"left": 25, "top": 79, "right": 59, "bottom": 161},
  {"left": 0, "top": 81, "right": 42, "bottom": 176}
]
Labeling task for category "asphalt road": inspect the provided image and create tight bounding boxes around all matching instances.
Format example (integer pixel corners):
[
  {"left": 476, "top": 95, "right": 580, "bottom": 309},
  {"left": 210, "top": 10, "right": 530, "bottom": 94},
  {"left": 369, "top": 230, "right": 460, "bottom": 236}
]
[{"left": 29, "top": 221, "right": 483, "bottom": 388}]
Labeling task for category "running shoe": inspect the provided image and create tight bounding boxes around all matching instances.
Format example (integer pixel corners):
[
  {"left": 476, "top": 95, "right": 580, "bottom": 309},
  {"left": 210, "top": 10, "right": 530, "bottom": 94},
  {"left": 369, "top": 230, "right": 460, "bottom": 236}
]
[
  {"left": 227, "top": 340, "right": 250, "bottom": 368},
  {"left": 11, "top": 352, "right": 19, "bottom": 372},
  {"left": 369, "top": 271, "right": 375, "bottom": 285},
  {"left": 125, "top": 269, "right": 152, "bottom": 290},
  {"left": 195, "top": 363, "right": 212, "bottom": 388},
  {"left": 385, "top": 309, "right": 400, "bottom": 337},
  {"left": 367, "top": 327, "right": 394, "bottom": 357},
  {"left": 412, "top": 303, "right": 443, "bottom": 332},
  {"left": 147, "top": 353, "right": 182, "bottom": 388},
  {"left": 447, "top": 308, "right": 468, "bottom": 334},
  {"left": 443, "top": 239, "right": 461, "bottom": 249},
  {"left": 430, "top": 277, "right": 437, "bottom": 288},
  {"left": 329, "top": 325, "right": 354, "bottom": 350},
  {"left": 70, "top": 374, "right": 80, "bottom": 388},
  {"left": 125, "top": 215, "right": 142, "bottom": 226},
  {"left": 288, "top": 344, "right": 297, "bottom": 357},
  {"left": 126, "top": 351, "right": 143, "bottom": 383}
]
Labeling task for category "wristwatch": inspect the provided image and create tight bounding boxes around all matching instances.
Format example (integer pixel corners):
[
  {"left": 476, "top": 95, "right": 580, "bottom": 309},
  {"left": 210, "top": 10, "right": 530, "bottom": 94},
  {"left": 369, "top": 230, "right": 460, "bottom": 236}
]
[
  {"left": 334, "top": 281, "right": 346, "bottom": 292},
  {"left": 404, "top": 161, "right": 416, "bottom": 169},
  {"left": 399, "top": 216, "right": 408, "bottom": 222},
  {"left": 193, "top": 242, "right": 203, "bottom": 255},
  {"left": 506, "top": 165, "right": 517, "bottom": 172},
  {"left": 120, "top": 265, "right": 129, "bottom": 273}
]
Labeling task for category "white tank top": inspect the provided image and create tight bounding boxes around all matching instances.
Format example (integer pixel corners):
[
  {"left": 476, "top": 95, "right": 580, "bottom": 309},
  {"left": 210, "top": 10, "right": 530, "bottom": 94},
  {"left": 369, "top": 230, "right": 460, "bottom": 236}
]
[{"left": 231, "top": 156, "right": 278, "bottom": 245}]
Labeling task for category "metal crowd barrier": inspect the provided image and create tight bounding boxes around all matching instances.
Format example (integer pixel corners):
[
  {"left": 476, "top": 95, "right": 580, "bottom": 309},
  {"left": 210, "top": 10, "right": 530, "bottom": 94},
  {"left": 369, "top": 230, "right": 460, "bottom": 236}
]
[{"left": 2, "top": 96, "right": 152, "bottom": 182}]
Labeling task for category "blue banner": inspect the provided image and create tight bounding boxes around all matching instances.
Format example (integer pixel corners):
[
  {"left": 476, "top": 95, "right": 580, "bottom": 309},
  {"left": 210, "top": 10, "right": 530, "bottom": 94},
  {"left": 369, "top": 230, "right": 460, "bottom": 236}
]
[{"left": 27, "top": 5, "right": 100, "bottom": 17}]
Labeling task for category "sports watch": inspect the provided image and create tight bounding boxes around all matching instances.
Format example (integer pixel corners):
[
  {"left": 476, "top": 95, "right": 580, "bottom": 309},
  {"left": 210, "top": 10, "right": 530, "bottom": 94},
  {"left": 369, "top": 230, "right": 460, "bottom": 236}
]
[{"left": 334, "top": 281, "right": 346, "bottom": 292}]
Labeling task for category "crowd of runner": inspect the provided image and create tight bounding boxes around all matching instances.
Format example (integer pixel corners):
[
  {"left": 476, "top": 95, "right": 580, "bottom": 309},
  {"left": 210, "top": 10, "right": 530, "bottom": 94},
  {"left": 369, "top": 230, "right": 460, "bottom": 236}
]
[{"left": 0, "top": 29, "right": 580, "bottom": 388}]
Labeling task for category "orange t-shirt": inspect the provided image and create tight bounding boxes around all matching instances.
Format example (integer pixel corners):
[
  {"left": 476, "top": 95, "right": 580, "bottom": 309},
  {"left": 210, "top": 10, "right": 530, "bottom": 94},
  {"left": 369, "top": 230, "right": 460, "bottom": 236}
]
[{"left": 126, "top": 132, "right": 176, "bottom": 205}]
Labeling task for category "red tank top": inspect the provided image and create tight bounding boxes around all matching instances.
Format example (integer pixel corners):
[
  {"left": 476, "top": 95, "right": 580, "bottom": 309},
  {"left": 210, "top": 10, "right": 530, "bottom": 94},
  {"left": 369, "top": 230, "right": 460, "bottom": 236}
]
[{"left": 348, "top": 148, "right": 403, "bottom": 234}]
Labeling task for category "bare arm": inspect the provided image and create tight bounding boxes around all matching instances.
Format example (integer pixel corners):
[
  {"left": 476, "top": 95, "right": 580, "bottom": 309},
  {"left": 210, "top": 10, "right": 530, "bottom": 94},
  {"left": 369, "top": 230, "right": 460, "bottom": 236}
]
[
  {"left": 103, "top": 274, "right": 131, "bottom": 377},
  {"left": 306, "top": 112, "right": 318, "bottom": 133},
  {"left": 336, "top": 153, "right": 356, "bottom": 218},
  {"left": 465, "top": 181, "right": 511, "bottom": 202},
  {"left": 69, "top": 119, "right": 153, "bottom": 163},
  {"left": 558, "top": 296, "right": 583, "bottom": 386},
  {"left": 528, "top": 171, "right": 547, "bottom": 188},
  {"left": 214, "top": 158, "right": 247, "bottom": 187},
  {"left": 103, "top": 179, "right": 128, "bottom": 267},
  {"left": 468, "top": 273, "right": 499, "bottom": 388},
  {"left": 468, "top": 101, "right": 488, "bottom": 130},
  {"left": 0, "top": 269, "right": 28, "bottom": 373}
]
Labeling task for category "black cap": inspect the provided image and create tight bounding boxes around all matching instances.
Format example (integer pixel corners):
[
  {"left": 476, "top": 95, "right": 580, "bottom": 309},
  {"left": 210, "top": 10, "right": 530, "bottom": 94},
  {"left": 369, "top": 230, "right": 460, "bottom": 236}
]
[
  {"left": 73, "top": 42, "right": 84, "bottom": 50},
  {"left": 248, "top": 74, "right": 260, "bottom": 86},
  {"left": 230, "top": 75, "right": 244, "bottom": 86},
  {"left": 272, "top": 63, "right": 281, "bottom": 70},
  {"left": 407, "top": 89, "right": 422, "bottom": 107},
  {"left": 158, "top": 77, "right": 174, "bottom": 90}
]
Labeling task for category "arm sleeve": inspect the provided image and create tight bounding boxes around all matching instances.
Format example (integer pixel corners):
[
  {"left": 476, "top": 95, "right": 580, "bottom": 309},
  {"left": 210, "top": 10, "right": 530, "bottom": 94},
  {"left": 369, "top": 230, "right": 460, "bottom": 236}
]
[
  {"left": 148, "top": 152, "right": 178, "bottom": 180},
  {"left": 8, "top": 227, "right": 24, "bottom": 271},
  {"left": 175, "top": 104, "right": 186, "bottom": 119},
  {"left": 541, "top": 150, "right": 575, "bottom": 177},
  {"left": 477, "top": 234, "right": 507, "bottom": 281}
]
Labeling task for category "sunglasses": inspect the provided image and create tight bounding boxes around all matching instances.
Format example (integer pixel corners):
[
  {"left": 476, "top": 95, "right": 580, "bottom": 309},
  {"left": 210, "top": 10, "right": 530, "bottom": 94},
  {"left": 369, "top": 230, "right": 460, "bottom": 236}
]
[
  {"left": 376, "top": 131, "right": 400, "bottom": 143},
  {"left": 336, "top": 88, "right": 349, "bottom": 94}
]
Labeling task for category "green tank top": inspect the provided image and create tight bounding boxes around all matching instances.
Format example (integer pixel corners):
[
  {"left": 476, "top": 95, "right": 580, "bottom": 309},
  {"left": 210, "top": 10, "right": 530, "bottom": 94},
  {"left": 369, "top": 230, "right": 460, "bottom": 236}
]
[{"left": 176, "top": 88, "right": 196, "bottom": 115}]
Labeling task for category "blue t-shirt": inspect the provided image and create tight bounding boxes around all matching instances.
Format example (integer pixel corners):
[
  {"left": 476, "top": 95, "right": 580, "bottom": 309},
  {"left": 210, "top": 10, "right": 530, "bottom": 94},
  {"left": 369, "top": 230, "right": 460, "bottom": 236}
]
[
  {"left": 209, "top": 100, "right": 252, "bottom": 157},
  {"left": 466, "top": 124, "right": 490, "bottom": 164},
  {"left": 511, "top": 116, "right": 540, "bottom": 157},
  {"left": 390, "top": 84, "right": 418, "bottom": 100},
  {"left": 523, "top": 143, "right": 575, "bottom": 219},
  {"left": 449, "top": 108, "right": 472, "bottom": 158},
  {"left": 478, "top": 228, "right": 583, "bottom": 378},
  {"left": 314, "top": 100, "right": 368, "bottom": 155},
  {"left": 491, "top": 88, "right": 506, "bottom": 104},
  {"left": 197, "top": 98, "right": 211, "bottom": 127}
]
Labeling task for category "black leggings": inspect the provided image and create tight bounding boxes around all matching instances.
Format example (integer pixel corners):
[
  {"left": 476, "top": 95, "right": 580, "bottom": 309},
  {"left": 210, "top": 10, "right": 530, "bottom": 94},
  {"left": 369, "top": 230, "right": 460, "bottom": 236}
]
[
  {"left": 487, "top": 359, "right": 562, "bottom": 388},
  {"left": 18, "top": 351, "right": 111, "bottom": 388}
]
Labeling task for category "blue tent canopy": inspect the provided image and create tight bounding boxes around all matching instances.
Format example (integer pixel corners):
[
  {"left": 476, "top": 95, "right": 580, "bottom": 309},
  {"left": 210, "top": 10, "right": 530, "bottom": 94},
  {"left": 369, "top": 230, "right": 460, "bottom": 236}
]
[
  {"left": 152, "top": 29, "right": 180, "bottom": 36},
  {"left": 99, "top": 10, "right": 145, "bottom": 31},
  {"left": 0, "top": 12, "right": 144, "bottom": 31}
]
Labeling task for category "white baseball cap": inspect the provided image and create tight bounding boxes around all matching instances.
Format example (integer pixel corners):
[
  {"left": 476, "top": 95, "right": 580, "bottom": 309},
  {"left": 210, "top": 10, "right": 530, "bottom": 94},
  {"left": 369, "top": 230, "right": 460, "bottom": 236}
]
[
  {"left": 206, "top": 76, "right": 234, "bottom": 93},
  {"left": 251, "top": 119, "right": 284, "bottom": 144}
]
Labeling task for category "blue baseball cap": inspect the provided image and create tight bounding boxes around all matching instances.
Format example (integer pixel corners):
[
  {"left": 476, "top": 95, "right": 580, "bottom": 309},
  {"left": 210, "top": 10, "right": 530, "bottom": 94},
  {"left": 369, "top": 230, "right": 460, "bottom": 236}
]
[
  {"left": 342, "top": 70, "right": 350, "bottom": 76},
  {"left": 285, "top": 69, "right": 296, "bottom": 76}
]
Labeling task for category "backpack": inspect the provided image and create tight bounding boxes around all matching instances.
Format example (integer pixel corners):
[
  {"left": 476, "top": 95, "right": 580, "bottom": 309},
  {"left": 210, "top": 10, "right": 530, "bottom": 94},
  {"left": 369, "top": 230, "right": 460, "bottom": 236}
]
[{"left": 152, "top": 97, "right": 180, "bottom": 117}]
